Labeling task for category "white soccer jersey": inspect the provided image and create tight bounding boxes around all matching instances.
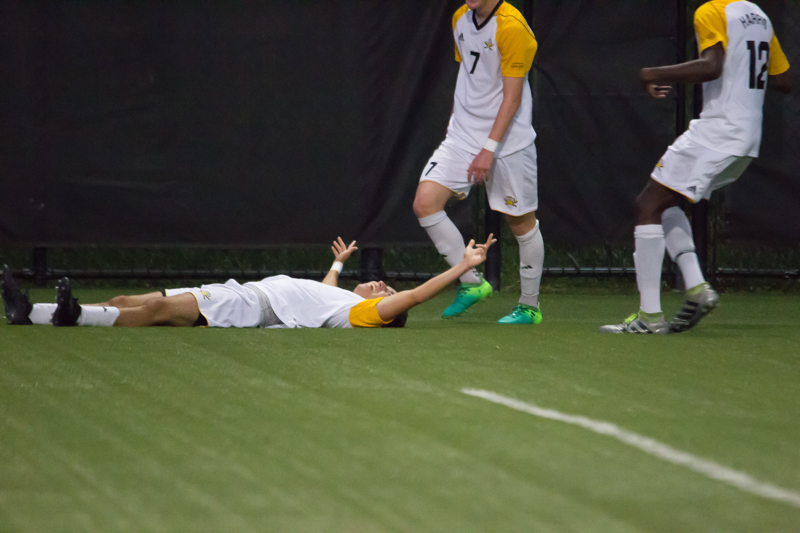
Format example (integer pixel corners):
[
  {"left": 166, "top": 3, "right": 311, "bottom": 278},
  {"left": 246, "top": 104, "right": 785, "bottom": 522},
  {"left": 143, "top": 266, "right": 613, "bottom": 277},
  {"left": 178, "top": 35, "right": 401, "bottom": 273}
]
[
  {"left": 449, "top": 1, "right": 537, "bottom": 157},
  {"left": 246, "top": 276, "right": 389, "bottom": 329},
  {"left": 685, "top": 0, "right": 790, "bottom": 157}
]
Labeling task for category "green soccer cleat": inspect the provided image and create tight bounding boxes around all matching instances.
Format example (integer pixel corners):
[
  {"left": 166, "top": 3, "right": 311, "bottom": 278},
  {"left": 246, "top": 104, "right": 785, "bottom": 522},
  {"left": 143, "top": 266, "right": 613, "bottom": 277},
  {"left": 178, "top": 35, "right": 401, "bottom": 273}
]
[
  {"left": 442, "top": 278, "right": 493, "bottom": 318},
  {"left": 497, "top": 304, "right": 542, "bottom": 325},
  {"left": 599, "top": 311, "right": 668, "bottom": 334}
]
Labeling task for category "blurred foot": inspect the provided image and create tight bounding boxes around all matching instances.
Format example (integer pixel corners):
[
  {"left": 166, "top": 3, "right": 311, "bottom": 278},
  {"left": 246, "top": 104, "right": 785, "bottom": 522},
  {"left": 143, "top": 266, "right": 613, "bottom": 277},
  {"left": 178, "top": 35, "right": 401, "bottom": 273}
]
[
  {"left": 2, "top": 265, "right": 32, "bottom": 325},
  {"left": 53, "top": 277, "right": 81, "bottom": 327},
  {"left": 669, "top": 282, "right": 719, "bottom": 333}
]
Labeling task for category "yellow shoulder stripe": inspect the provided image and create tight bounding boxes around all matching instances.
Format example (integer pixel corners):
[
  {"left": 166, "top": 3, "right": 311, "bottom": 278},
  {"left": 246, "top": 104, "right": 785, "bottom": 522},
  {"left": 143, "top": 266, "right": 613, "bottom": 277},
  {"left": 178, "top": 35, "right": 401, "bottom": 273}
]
[
  {"left": 694, "top": 2, "right": 728, "bottom": 53},
  {"left": 768, "top": 34, "right": 790, "bottom": 76},
  {"left": 453, "top": 5, "right": 470, "bottom": 63},
  {"left": 496, "top": 4, "right": 537, "bottom": 77},
  {"left": 349, "top": 298, "right": 391, "bottom": 328}
]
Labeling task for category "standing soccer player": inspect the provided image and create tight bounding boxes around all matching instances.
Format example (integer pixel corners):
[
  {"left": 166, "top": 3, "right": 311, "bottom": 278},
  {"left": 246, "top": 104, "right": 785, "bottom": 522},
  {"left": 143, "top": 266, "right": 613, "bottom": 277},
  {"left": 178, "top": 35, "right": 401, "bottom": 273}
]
[
  {"left": 601, "top": 0, "right": 791, "bottom": 334},
  {"left": 413, "top": 0, "right": 543, "bottom": 324}
]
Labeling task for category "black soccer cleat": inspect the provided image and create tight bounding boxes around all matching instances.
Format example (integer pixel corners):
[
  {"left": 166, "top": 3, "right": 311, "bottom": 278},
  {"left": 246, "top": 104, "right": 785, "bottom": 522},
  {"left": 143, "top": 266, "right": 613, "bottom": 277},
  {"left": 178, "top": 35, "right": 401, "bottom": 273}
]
[
  {"left": 2, "top": 265, "right": 33, "bottom": 325},
  {"left": 53, "top": 277, "right": 81, "bottom": 327},
  {"left": 669, "top": 282, "right": 720, "bottom": 333}
]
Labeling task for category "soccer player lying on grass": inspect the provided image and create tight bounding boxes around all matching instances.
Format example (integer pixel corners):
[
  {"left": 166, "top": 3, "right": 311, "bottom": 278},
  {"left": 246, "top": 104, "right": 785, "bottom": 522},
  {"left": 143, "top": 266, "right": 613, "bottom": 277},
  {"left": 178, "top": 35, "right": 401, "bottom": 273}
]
[{"left": 2, "top": 235, "right": 496, "bottom": 329}]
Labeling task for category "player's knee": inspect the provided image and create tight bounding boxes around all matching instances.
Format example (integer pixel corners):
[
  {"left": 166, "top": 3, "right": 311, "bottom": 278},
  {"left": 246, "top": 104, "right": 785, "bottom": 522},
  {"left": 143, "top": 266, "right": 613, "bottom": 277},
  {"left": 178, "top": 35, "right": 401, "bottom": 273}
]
[
  {"left": 634, "top": 193, "right": 659, "bottom": 225},
  {"left": 107, "top": 295, "right": 126, "bottom": 307},
  {"left": 142, "top": 298, "right": 171, "bottom": 322},
  {"left": 413, "top": 193, "right": 435, "bottom": 219},
  {"left": 110, "top": 295, "right": 141, "bottom": 308}
]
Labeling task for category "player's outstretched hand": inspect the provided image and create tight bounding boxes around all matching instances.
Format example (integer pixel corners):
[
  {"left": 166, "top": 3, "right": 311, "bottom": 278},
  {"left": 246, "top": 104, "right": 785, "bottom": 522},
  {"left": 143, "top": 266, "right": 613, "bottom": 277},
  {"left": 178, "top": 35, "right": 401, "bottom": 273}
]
[
  {"left": 644, "top": 82, "right": 672, "bottom": 99},
  {"left": 462, "top": 234, "right": 497, "bottom": 267},
  {"left": 640, "top": 68, "right": 672, "bottom": 99},
  {"left": 332, "top": 237, "right": 358, "bottom": 263}
]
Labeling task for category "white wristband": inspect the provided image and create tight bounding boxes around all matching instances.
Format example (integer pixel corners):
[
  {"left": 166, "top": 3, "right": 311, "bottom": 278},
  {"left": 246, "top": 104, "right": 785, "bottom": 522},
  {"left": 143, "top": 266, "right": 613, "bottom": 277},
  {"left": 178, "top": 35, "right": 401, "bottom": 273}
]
[
  {"left": 483, "top": 139, "right": 499, "bottom": 153},
  {"left": 331, "top": 261, "right": 343, "bottom": 274}
]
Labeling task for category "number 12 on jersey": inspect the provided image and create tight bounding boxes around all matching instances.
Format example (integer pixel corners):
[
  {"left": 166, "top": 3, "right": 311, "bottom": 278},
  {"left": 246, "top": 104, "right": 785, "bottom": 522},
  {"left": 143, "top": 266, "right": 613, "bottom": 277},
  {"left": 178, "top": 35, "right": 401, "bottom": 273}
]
[{"left": 747, "top": 41, "right": 770, "bottom": 90}]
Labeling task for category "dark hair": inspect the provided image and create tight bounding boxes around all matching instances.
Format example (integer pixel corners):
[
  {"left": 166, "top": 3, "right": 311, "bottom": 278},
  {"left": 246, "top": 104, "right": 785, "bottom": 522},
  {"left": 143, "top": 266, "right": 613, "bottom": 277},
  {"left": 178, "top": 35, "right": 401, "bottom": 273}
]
[{"left": 383, "top": 310, "right": 408, "bottom": 328}]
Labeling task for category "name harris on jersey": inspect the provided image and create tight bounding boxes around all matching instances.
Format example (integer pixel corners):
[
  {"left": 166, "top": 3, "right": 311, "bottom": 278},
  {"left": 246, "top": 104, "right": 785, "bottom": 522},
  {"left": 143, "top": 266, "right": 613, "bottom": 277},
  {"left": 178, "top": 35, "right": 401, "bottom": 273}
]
[{"left": 739, "top": 13, "right": 767, "bottom": 30}]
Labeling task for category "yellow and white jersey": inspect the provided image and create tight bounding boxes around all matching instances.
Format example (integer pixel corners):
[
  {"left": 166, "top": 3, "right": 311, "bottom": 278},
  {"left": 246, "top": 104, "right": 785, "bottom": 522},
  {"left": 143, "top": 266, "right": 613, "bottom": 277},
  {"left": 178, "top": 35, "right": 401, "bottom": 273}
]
[
  {"left": 246, "top": 276, "right": 390, "bottom": 329},
  {"left": 686, "top": 0, "right": 790, "bottom": 157},
  {"left": 448, "top": 1, "right": 537, "bottom": 157}
]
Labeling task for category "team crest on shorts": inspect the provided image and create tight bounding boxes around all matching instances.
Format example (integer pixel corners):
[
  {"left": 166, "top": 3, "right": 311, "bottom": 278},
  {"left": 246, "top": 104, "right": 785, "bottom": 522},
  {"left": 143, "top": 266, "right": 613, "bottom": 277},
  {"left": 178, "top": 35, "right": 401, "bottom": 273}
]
[
  {"left": 504, "top": 196, "right": 518, "bottom": 207},
  {"left": 201, "top": 290, "right": 211, "bottom": 300},
  {"left": 656, "top": 159, "right": 664, "bottom": 168},
  {"left": 484, "top": 38, "right": 495, "bottom": 51}
]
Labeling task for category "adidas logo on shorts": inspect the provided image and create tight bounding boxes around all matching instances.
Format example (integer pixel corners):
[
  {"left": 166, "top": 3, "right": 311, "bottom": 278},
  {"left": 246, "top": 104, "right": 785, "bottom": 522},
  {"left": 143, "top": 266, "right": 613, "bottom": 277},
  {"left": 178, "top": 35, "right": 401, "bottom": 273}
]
[{"left": 687, "top": 186, "right": 697, "bottom": 193}]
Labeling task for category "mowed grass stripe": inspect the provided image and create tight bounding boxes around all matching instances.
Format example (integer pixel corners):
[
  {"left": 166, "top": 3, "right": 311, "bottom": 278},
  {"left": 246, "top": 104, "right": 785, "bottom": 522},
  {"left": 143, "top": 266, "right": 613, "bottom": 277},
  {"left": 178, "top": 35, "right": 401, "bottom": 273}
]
[
  {"left": 2, "top": 290, "right": 800, "bottom": 530},
  {"left": 1, "top": 332, "right": 643, "bottom": 531},
  {"left": 462, "top": 388, "right": 800, "bottom": 507}
]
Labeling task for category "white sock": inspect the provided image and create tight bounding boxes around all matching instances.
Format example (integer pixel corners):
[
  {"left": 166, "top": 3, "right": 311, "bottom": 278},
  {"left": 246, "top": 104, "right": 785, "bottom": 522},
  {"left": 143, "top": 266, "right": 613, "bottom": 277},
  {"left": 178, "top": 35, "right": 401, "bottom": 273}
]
[
  {"left": 516, "top": 221, "right": 544, "bottom": 308},
  {"left": 76, "top": 305, "right": 120, "bottom": 327},
  {"left": 418, "top": 211, "right": 481, "bottom": 284},
  {"left": 662, "top": 206, "right": 705, "bottom": 290},
  {"left": 29, "top": 303, "right": 57, "bottom": 325},
  {"left": 634, "top": 224, "right": 665, "bottom": 314}
]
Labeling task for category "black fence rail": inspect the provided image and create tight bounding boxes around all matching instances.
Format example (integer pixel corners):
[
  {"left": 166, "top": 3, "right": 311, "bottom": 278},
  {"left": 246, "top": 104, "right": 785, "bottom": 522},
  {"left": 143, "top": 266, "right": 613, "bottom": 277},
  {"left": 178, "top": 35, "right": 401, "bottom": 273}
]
[{"left": 1, "top": 0, "right": 797, "bottom": 289}]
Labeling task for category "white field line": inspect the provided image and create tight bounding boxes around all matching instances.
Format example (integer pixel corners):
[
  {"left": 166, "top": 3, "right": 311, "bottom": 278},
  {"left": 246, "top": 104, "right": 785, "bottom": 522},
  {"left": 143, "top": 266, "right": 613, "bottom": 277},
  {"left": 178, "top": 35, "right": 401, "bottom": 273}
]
[{"left": 461, "top": 388, "right": 800, "bottom": 508}]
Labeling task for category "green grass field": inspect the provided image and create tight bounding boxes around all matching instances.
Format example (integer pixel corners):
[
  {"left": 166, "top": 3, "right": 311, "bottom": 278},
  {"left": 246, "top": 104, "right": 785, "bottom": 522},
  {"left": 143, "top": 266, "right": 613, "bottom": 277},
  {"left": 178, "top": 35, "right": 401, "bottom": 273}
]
[{"left": 2, "top": 288, "right": 800, "bottom": 531}]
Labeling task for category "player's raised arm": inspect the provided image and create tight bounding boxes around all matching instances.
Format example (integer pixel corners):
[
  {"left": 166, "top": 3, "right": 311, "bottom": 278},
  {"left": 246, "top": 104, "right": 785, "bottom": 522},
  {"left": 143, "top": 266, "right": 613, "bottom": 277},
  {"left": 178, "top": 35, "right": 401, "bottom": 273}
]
[
  {"left": 375, "top": 235, "right": 497, "bottom": 321},
  {"left": 321, "top": 237, "right": 358, "bottom": 287}
]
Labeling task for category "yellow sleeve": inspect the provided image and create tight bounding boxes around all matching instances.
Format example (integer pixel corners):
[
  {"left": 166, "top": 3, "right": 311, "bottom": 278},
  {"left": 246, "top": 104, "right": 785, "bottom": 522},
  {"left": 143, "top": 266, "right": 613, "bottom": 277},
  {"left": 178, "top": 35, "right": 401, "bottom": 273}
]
[
  {"left": 496, "top": 12, "right": 537, "bottom": 77},
  {"left": 694, "top": 3, "right": 727, "bottom": 53},
  {"left": 768, "top": 34, "right": 790, "bottom": 76},
  {"left": 348, "top": 298, "right": 391, "bottom": 328},
  {"left": 453, "top": 5, "right": 469, "bottom": 63}
]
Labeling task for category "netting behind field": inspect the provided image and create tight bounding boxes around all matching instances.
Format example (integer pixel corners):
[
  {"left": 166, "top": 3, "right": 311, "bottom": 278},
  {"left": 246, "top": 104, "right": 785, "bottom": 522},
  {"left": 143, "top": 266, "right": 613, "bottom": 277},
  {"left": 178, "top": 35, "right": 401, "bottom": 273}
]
[{"left": 1, "top": 0, "right": 798, "bottom": 288}]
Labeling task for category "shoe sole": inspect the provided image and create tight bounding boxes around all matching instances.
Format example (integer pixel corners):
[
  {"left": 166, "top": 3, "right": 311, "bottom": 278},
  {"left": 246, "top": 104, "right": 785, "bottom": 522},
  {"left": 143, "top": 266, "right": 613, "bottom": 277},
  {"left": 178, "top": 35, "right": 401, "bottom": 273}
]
[{"left": 53, "top": 278, "right": 79, "bottom": 327}]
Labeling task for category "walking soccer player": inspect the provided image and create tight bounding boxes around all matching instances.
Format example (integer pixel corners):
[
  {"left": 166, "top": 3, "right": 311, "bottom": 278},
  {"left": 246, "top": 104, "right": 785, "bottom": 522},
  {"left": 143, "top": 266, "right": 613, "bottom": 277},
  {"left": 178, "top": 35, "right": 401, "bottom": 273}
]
[
  {"left": 601, "top": 0, "right": 791, "bottom": 334},
  {"left": 2, "top": 235, "right": 495, "bottom": 329},
  {"left": 413, "top": 0, "right": 543, "bottom": 325}
]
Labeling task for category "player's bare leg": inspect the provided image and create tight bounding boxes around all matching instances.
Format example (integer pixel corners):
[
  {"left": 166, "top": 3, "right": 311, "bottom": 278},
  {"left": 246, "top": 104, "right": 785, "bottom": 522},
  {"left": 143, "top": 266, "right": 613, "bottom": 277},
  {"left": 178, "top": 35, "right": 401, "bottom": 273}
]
[
  {"left": 498, "top": 210, "right": 543, "bottom": 325},
  {"left": 52, "top": 278, "right": 199, "bottom": 327},
  {"left": 85, "top": 292, "right": 164, "bottom": 308},
  {"left": 414, "top": 181, "right": 490, "bottom": 318},
  {"left": 113, "top": 293, "right": 200, "bottom": 327}
]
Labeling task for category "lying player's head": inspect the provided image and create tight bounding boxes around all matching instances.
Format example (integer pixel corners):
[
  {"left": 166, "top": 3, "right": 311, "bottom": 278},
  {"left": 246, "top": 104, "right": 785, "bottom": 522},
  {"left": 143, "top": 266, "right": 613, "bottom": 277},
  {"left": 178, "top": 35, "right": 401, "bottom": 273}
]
[{"left": 353, "top": 280, "right": 396, "bottom": 299}]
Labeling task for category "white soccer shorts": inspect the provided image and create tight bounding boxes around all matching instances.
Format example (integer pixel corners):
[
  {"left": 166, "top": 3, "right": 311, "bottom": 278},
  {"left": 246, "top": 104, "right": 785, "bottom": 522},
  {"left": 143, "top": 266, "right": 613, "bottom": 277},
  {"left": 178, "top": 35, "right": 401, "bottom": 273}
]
[
  {"left": 165, "top": 279, "right": 261, "bottom": 328},
  {"left": 651, "top": 134, "right": 753, "bottom": 203},
  {"left": 419, "top": 137, "right": 538, "bottom": 215}
]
